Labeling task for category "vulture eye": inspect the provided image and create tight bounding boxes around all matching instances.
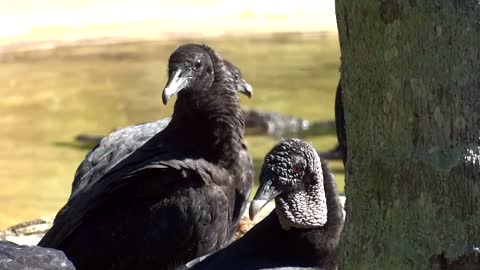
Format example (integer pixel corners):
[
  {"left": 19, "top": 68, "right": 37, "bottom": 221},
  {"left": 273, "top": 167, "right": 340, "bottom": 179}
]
[
  {"left": 193, "top": 60, "right": 202, "bottom": 71},
  {"left": 292, "top": 164, "right": 302, "bottom": 173}
]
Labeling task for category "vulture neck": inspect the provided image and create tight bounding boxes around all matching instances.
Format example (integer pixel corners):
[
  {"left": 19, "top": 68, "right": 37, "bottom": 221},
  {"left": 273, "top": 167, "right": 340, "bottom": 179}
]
[{"left": 166, "top": 77, "right": 244, "bottom": 169}]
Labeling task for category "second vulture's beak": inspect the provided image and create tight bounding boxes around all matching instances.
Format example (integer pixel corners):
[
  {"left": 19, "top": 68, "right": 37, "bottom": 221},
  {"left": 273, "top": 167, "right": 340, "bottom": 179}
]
[{"left": 238, "top": 79, "right": 253, "bottom": 98}]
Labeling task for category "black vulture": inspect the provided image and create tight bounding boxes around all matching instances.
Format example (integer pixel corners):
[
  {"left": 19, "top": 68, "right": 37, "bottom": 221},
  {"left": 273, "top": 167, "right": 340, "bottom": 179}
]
[
  {"left": 39, "top": 44, "right": 254, "bottom": 270},
  {"left": 318, "top": 81, "right": 347, "bottom": 165},
  {"left": 183, "top": 138, "right": 344, "bottom": 270},
  {"left": 0, "top": 240, "right": 75, "bottom": 270},
  {"left": 70, "top": 59, "right": 252, "bottom": 195}
]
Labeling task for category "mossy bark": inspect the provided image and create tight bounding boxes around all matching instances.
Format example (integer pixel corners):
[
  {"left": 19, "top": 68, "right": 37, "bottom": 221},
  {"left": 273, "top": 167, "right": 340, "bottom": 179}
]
[{"left": 335, "top": 0, "right": 480, "bottom": 269}]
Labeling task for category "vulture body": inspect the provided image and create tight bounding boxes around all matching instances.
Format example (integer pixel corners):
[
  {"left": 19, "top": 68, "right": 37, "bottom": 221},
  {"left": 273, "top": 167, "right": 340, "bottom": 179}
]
[
  {"left": 39, "top": 44, "right": 253, "bottom": 270},
  {"left": 184, "top": 139, "right": 344, "bottom": 270},
  {"left": 318, "top": 81, "right": 346, "bottom": 164}
]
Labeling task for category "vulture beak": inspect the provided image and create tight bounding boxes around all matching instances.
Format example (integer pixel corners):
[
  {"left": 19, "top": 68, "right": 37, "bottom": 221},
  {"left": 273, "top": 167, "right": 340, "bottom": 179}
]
[
  {"left": 238, "top": 79, "right": 253, "bottom": 98},
  {"left": 162, "top": 69, "right": 191, "bottom": 105},
  {"left": 249, "top": 179, "right": 281, "bottom": 221}
]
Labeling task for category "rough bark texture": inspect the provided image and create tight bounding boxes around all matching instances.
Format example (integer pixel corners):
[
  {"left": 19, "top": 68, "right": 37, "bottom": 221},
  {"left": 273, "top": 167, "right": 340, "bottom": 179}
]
[{"left": 335, "top": 1, "right": 480, "bottom": 269}]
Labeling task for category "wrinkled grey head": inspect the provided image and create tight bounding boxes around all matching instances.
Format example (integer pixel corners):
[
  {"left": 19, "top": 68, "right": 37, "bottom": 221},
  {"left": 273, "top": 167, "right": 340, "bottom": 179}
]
[{"left": 250, "top": 138, "right": 328, "bottom": 230}]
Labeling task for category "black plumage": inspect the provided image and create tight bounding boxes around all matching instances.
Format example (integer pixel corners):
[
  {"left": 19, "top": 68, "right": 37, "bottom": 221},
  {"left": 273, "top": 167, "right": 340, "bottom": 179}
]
[
  {"left": 39, "top": 44, "right": 253, "bottom": 270},
  {"left": 184, "top": 139, "right": 344, "bottom": 270},
  {"left": 70, "top": 59, "right": 252, "bottom": 196},
  {"left": 318, "top": 81, "right": 347, "bottom": 165},
  {"left": 334, "top": 82, "right": 347, "bottom": 165},
  {"left": 0, "top": 241, "right": 75, "bottom": 270}
]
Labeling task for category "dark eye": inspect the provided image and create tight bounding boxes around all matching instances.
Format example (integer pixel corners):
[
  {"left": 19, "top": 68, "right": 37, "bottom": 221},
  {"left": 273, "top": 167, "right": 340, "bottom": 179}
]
[
  {"left": 292, "top": 164, "right": 302, "bottom": 173},
  {"left": 193, "top": 60, "right": 202, "bottom": 71}
]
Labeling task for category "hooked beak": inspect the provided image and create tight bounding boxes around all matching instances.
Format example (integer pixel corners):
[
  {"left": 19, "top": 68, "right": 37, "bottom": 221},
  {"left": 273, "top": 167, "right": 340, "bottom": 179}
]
[
  {"left": 238, "top": 79, "right": 253, "bottom": 98},
  {"left": 249, "top": 179, "right": 281, "bottom": 221},
  {"left": 162, "top": 69, "right": 190, "bottom": 105}
]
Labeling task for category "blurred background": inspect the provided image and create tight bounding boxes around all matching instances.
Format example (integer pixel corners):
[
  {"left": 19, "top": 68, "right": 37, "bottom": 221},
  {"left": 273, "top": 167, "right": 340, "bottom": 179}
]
[{"left": 0, "top": 0, "right": 341, "bottom": 229}]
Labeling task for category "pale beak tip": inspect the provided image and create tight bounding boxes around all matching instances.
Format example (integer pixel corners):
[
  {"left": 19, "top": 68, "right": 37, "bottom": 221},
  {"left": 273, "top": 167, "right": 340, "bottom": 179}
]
[
  {"left": 243, "top": 82, "right": 253, "bottom": 98},
  {"left": 249, "top": 199, "right": 267, "bottom": 221}
]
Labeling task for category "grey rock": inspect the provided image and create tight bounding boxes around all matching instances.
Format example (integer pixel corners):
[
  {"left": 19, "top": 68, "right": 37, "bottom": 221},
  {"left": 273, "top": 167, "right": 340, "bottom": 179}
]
[{"left": 0, "top": 240, "right": 75, "bottom": 270}]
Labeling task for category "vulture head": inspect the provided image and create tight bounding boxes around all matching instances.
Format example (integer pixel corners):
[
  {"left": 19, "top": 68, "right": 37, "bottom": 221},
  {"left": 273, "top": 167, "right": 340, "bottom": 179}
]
[
  {"left": 250, "top": 138, "right": 329, "bottom": 230},
  {"left": 162, "top": 44, "right": 252, "bottom": 104}
]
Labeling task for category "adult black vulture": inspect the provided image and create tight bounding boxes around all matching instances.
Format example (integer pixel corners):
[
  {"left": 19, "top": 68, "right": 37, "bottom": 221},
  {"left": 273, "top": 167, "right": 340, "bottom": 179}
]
[
  {"left": 70, "top": 59, "right": 252, "bottom": 195},
  {"left": 39, "top": 44, "right": 254, "bottom": 270},
  {"left": 183, "top": 138, "right": 344, "bottom": 270},
  {"left": 0, "top": 241, "right": 75, "bottom": 270}
]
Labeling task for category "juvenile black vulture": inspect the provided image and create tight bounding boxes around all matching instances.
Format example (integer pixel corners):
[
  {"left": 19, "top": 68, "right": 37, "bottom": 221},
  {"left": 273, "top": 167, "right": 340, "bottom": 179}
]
[
  {"left": 0, "top": 241, "right": 75, "bottom": 270},
  {"left": 39, "top": 44, "right": 254, "bottom": 270},
  {"left": 183, "top": 138, "right": 344, "bottom": 270}
]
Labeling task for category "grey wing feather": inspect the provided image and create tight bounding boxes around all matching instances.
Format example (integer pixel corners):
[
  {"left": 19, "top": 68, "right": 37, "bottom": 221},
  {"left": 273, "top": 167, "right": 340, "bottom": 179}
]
[
  {"left": 71, "top": 118, "right": 171, "bottom": 195},
  {"left": 40, "top": 141, "right": 224, "bottom": 249}
]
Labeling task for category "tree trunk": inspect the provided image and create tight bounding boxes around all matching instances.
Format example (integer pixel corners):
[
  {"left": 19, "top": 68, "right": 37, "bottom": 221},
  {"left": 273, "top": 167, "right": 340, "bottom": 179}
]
[{"left": 335, "top": 1, "right": 480, "bottom": 269}]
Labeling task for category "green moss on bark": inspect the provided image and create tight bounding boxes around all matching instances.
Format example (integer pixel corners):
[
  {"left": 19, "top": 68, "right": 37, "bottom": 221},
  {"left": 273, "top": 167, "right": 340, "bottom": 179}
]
[{"left": 336, "top": 0, "right": 480, "bottom": 268}]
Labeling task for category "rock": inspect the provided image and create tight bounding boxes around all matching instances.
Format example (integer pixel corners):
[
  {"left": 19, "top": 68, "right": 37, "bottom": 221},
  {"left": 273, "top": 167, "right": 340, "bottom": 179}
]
[
  {"left": 0, "top": 240, "right": 75, "bottom": 270},
  {"left": 244, "top": 108, "right": 311, "bottom": 137},
  {"left": 0, "top": 217, "right": 53, "bottom": 246}
]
